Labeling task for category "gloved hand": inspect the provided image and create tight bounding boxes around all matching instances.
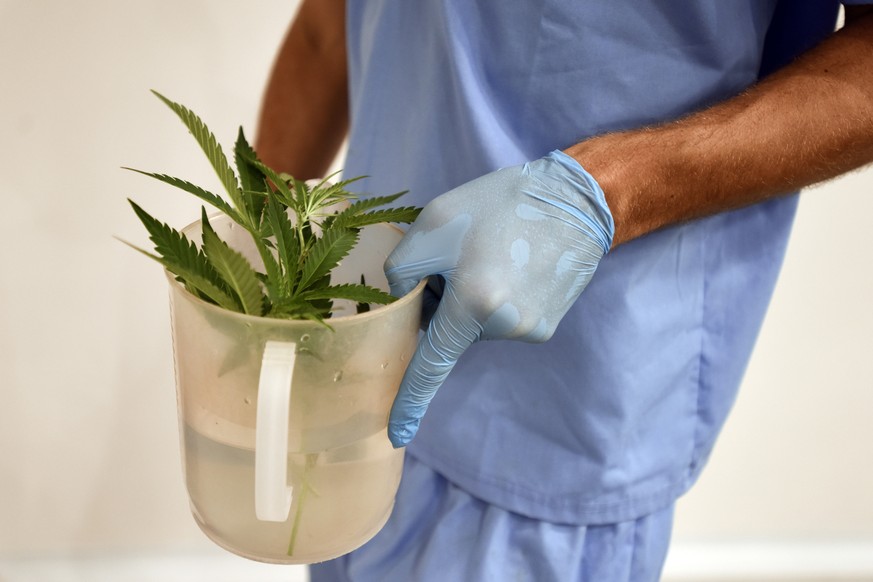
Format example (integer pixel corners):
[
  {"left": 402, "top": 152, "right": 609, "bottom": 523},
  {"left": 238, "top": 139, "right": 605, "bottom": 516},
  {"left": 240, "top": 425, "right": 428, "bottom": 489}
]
[{"left": 384, "top": 150, "right": 614, "bottom": 447}]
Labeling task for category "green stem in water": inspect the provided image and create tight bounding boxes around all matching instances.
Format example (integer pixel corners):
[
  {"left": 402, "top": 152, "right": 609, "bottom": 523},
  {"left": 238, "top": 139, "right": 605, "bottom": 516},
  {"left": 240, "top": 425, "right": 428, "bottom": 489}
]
[{"left": 287, "top": 452, "right": 319, "bottom": 557}]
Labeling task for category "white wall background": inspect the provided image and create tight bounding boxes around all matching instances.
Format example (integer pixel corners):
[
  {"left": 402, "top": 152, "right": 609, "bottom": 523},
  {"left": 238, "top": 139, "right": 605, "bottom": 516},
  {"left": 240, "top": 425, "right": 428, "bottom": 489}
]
[{"left": 0, "top": 1, "right": 870, "bottom": 580}]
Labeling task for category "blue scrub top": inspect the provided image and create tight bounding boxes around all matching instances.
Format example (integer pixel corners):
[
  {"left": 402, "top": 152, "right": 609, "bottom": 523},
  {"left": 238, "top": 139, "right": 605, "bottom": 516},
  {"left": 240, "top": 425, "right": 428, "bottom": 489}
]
[{"left": 343, "top": 0, "right": 857, "bottom": 525}]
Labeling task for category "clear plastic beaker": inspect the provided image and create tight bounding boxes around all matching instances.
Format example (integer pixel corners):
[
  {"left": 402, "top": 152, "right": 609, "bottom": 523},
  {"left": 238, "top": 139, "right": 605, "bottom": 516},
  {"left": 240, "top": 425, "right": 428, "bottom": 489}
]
[{"left": 168, "top": 214, "right": 423, "bottom": 564}]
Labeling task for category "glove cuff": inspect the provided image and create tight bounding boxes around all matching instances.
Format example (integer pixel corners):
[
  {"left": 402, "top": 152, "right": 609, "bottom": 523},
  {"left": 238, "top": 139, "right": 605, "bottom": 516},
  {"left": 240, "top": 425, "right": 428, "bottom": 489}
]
[{"left": 545, "top": 149, "right": 615, "bottom": 253}]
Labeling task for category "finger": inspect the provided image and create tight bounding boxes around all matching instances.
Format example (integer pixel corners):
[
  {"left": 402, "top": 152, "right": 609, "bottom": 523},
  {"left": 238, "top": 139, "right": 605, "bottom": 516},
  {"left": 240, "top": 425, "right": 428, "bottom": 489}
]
[
  {"left": 384, "top": 214, "right": 471, "bottom": 297},
  {"left": 387, "top": 291, "right": 482, "bottom": 447},
  {"left": 384, "top": 262, "right": 426, "bottom": 300}
]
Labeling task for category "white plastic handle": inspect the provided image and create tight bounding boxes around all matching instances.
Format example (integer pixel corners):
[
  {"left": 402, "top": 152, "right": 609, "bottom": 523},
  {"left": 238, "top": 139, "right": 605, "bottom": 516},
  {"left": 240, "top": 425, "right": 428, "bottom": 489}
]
[{"left": 255, "top": 340, "right": 296, "bottom": 522}]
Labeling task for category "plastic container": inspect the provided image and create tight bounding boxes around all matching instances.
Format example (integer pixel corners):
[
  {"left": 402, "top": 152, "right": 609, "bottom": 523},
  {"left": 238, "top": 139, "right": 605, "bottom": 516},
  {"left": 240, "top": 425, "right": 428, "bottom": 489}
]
[{"left": 168, "top": 214, "right": 424, "bottom": 564}]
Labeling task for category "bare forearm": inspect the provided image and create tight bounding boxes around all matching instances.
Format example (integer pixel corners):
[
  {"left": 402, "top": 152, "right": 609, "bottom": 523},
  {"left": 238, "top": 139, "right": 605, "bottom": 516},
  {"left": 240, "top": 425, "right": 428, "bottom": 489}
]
[
  {"left": 567, "top": 9, "right": 873, "bottom": 248},
  {"left": 256, "top": 0, "right": 348, "bottom": 180}
]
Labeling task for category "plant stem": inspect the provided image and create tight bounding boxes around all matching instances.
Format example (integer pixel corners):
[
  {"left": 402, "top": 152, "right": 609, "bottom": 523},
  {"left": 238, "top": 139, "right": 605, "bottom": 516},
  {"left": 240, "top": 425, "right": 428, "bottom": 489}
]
[{"left": 287, "top": 452, "right": 318, "bottom": 557}]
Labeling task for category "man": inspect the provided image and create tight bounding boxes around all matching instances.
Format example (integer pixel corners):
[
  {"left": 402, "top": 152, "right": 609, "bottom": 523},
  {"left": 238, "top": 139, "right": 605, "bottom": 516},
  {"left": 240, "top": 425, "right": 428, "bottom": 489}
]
[{"left": 256, "top": 2, "right": 873, "bottom": 580}]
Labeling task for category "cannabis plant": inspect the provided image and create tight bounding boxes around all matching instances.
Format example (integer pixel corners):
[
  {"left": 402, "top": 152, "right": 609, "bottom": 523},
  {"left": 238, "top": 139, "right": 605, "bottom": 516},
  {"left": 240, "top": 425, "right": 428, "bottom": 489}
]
[{"left": 123, "top": 91, "right": 420, "bottom": 322}]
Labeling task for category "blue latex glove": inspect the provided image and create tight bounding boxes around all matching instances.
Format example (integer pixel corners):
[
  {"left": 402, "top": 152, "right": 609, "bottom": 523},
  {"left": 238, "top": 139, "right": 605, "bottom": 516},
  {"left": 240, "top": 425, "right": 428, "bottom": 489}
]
[{"left": 384, "top": 150, "right": 615, "bottom": 447}]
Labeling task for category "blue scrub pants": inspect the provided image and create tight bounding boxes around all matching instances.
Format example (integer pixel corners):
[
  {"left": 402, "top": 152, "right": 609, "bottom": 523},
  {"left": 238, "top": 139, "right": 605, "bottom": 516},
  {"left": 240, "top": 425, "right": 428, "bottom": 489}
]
[{"left": 310, "top": 454, "right": 675, "bottom": 582}]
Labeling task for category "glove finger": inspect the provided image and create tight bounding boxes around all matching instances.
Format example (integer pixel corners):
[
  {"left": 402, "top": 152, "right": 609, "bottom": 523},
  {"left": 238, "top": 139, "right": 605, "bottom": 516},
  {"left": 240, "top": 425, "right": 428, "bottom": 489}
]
[
  {"left": 387, "top": 290, "right": 481, "bottom": 447},
  {"left": 384, "top": 214, "right": 472, "bottom": 297}
]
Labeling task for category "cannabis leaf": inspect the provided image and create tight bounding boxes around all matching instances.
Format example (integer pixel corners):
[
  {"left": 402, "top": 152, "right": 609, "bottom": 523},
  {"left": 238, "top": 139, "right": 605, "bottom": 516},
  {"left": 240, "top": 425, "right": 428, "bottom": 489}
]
[
  {"left": 330, "top": 207, "right": 421, "bottom": 230},
  {"left": 124, "top": 200, "right": 240, "bottom": 311},
  {"left": 296, "top": 228, "right": 358, "bottom": 293},
  {"left": 300, "top": 283, "right": 396, "bottom": 305},
  {"left": 233, "top": 128, "right": 268, "bottom": 225},
  {"left": 264, "top": 195, "right": 300, "bottom": 295},
  {"left": 121, "top": 169, "right": 243, "bottom": 224},
  {"left": 124, "top": 91, "right": 422, "bottom": 323},
  {"left": 150, "top": 90, "right": 254, "bottom": 229},
  {"left": 333, "top": 192, "right": 406, "bottom": 219},
  {"left": 201, "top": 210, "right": 264, "bottom": 316}
]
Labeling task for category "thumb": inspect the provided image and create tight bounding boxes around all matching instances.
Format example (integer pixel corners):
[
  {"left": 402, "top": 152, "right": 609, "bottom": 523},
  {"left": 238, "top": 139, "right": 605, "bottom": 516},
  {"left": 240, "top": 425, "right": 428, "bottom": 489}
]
[{"left": 388, "top": 290, "right": 481, "bottom": 447}]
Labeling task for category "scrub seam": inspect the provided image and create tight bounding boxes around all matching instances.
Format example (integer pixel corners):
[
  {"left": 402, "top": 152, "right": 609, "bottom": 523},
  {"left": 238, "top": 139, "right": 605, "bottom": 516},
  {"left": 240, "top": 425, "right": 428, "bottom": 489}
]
[
  {"left": 688, "top": 221, "right": 710, "bottom": 480},
  {"left": 407, "top": 448, "right": 687, "bottom": 523}
]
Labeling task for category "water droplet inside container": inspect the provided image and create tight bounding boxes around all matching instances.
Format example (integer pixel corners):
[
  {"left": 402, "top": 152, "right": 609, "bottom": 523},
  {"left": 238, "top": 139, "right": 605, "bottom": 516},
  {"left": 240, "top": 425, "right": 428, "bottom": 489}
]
[
  {"left": 244, "top": 397, "right": 251, "bottom": 405},
  {"left": 381, "top": 362, "right": 389, "bottom": 370},
  {"left": 300, "top": 334, "right": 310, "bottom": 342},
  {"left": 400, "top": 353, "right": 407, "bottom": 362},
  {"left": 333, "top": 370, "right": 343, "bottom": 382}
]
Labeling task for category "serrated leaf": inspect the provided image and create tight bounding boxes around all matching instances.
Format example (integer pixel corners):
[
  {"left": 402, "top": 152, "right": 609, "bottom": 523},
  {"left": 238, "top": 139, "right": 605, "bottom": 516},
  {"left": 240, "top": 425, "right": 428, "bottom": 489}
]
[
  {"left": 242, "top": 153, "right": 298, "bottom": 210},
  {"left": 339, "top": 192, "right": 407, "bottom": 216},
  {"left": 301, "top": 175, "right": 359, "bottom": 217},
  {"left": 293, "top": 178, "right": 310, "bottom": 214},
  {"left": 307, "top": 273, "right": 334, "bottom": 315},
  {"left": 309, "top": 272, "right": 332, "bottom": 290},
  {"left": 234, "top": 128, "right": 266, "bottom": 192},
  {"left": 264, "top": 196, "right": 299, "bottom": 295},
  {"left": 332, "top": 206, "right": 421, "bottom": 230},
  {"left": 234, "top": 128, "right": 268, "bottom": 224},
  {"left": 128, "top": 199, "right": 228, "bottom": 286},
  {"left": 296, "top": 228, "right": 358, "bottom": 294},
  {"left": 257, "top": 245, "right": 283, "bottom": 305},
  {"left": 151, "top": 90, "right": 251, "bottom": 225},
  {"left": 118, "top": 235, "right": 240, "bottom": 311},
  {"left": 201, "top": 212, "right": 264, "bottom": 316},
  {"left": 307, "top": 172, "right": 361, "bottom": 196},
  {"left": 301, "top": 283, "right": 396, "bottom": 305},
  {"left": 127, "top": 93, "right": 428, "bottom": 323},
  {"left": 327, "top": 192, "right": 409, "bottom": 230},
  {"left": 259, "top": 219, "right": 275, "bottom": 240},
  {"left": 123, "top": 168, "right": 243, "bottom": 224}
]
